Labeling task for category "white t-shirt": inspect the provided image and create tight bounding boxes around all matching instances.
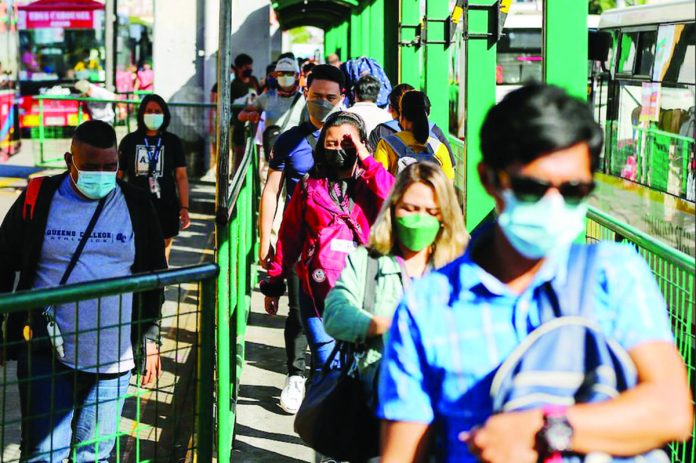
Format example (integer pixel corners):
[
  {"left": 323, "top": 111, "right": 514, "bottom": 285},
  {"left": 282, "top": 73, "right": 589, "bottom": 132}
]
[{"left": 346, "top": 102, "right": 392, "bottom": 135}]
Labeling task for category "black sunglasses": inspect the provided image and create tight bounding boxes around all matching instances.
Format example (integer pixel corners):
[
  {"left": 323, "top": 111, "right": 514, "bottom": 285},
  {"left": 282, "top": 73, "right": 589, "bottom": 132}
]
[{"left": 499, "top": 172, "right": 595, "bottom": 205}]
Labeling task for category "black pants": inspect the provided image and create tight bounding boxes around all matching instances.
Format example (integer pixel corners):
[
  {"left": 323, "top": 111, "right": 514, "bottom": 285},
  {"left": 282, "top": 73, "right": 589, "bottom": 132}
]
[{"left": 285, "top": 267, "right": 308, "bottom": 377}]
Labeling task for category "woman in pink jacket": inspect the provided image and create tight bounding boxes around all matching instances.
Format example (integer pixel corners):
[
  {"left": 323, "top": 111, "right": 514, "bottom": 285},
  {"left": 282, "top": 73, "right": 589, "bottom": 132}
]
[{"left": 261, "top": 111, "right": 395, "bottom": 376}]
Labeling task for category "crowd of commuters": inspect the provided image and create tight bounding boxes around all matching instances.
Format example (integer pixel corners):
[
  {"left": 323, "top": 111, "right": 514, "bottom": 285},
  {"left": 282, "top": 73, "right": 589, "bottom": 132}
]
[{"left": 0, "top": 47, "right": 692, "bottom": 463}]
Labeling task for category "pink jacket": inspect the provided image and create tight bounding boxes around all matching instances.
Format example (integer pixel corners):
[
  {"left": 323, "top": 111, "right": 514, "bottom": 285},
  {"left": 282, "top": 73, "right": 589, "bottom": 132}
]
[{"left": 268, "top": 155, "right": 394, "bottom": 314}]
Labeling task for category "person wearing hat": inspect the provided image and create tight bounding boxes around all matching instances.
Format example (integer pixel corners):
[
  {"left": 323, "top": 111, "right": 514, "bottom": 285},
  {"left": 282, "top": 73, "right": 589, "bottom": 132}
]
[
  {"left": 75, "top": 80, "right": 117, "bottom": 125},
  {"left": 239, "top": 57, "right": 305, "bottom": 129}
]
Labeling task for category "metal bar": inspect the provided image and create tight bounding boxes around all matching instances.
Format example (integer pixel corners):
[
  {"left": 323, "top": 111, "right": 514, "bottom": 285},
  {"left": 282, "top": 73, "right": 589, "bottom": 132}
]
[
  {"left": 0, "top": 264, "right": 219, "bottom": 313},
  {"left": 38, "top": 98, "right": 45, "bottom": 165},
  {"left": 215, "top": 0, "right": 233, "bottom": 225},
  {"left": 197, "top": 278, "right": 216, "bottom": 461},
  {"left": 425, "top": 0, "right": 450, "bottom": 129},
  {"left": 399, "top": 0, "right": 421, "bottom": 85},
  {"left": 464, "top": 0, "right": 496, "bottom": 229},
  {"left": 543, "top": 0, "right": 587, "bottom": 99},
  {"left": 587, "top": 206, "right": 695, "bottom": 273}
]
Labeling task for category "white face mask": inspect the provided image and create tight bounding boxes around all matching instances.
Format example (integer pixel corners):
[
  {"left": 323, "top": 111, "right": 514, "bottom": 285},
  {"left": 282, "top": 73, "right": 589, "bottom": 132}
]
[{"left": 277, "top": 75, "right": 297, "bottom": 88}]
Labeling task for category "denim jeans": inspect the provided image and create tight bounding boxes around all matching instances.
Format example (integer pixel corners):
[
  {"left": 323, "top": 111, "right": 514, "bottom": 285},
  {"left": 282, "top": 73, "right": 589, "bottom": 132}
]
[
  {"left": 299, "top": 289, "right": 337, "bottom": 378},
  {"left": 17, "top": 351, "right": 131, "bottom": 463}
]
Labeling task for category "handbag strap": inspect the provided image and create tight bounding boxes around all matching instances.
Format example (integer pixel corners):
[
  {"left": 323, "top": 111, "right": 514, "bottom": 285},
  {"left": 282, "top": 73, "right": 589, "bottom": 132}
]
[
  {"left": 362, "top": 253, "right": 380, "bottom": 314},
  {"left": 278, "top": 92, "right": 302, "bottom": 133},
  {"left": 59, "top": 196, "right": 108, "bottom": 286}
]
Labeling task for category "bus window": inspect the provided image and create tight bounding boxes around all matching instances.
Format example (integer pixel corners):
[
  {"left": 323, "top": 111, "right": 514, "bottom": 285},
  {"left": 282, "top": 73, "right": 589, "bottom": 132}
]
[
  {"left": 617, "top": 32, "right": 638, "bottom": 75},
  {"left": 497, "top": 29, "right": 542, "bottom": 85},
  {"left": 654, "top": 23, "right": 695, "bottom": 85},
  {"left": 635, "top": 30, "right": 657, "bottom": 76}
]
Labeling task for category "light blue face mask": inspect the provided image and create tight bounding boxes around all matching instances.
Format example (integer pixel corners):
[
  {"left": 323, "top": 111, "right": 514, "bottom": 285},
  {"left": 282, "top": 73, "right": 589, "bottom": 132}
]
[
  {"left": 72, "top": 165, "right": 117, "bottom": 200},
  {"left": 143, "top": 113, "right": 164, "bottom": 131},
  {"left": 497, "top": 190, "right": 588, "bottom": 259}
]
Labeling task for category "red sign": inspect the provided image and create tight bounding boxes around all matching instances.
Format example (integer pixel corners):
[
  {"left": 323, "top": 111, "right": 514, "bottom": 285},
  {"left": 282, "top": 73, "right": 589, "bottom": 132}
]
[{"left": 18, "top": 9, "right": 97, "bottom": 29}]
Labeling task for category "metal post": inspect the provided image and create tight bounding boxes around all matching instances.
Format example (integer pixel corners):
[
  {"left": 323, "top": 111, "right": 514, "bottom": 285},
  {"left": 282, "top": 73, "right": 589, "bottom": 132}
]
[
  {"left": 543, "top": 0, "right": 588, "bottom": 99},
  {"left": 325, "top": 26, "right": 336, "bottom": 58},
  {"left": 104, "top": 0, "right": 116, "bottom": 91},
  {"left": 424, "top": 0, "right": 449, "bottom": 130},
  {"left": 197, "top": 278, "right": 216, "bottom": 462},
  {"left": 399, "top": 0, "right": 421, "bottom": 87},
  {"left": 464, "top": 0, "right": 496, "bottom": 229},
  {"left": 337, "top": 21, "right": 349, "bottom": 62},
  {"left": 361, "top": 3, "right": 371, "bottom": 57},
  {"left": 214, "top": 0, "right": 233, "bottom": 459},
  {"left": 350, "top": 7, "right": 362, "bottom": 58},
  {"left": 370, "top": 0, "right": 386, "bottom": 66},
  {"left": 38, "top": 98, "right": 45, "bottom": 165}
]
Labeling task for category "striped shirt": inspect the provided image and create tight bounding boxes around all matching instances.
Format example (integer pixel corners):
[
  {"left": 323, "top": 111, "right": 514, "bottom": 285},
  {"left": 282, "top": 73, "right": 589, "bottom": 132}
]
[{"left": 377, "top": 240, "right": 674, "bottom": 462}]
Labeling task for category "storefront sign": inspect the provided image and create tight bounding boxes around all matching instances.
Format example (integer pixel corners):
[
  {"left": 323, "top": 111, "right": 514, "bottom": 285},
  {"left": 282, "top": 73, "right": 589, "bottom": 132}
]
[{"left": 18, "top": 9, "right": 100, "bottom": 29}]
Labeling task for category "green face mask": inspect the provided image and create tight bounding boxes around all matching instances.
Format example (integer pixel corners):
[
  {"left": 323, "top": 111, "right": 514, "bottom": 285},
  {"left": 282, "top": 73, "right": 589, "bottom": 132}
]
[{"left": 395, "top": 214, "right": 441, "bottom": 252}]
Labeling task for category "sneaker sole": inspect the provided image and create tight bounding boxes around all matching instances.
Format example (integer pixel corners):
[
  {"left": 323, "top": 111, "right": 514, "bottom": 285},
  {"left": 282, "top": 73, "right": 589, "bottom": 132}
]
[{"left": 279, "top": 400, "right": 300, "bottom": 414}]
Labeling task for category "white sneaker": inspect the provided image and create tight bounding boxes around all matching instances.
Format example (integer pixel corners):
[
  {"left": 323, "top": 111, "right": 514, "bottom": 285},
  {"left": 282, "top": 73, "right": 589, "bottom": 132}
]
[{"left": 279, "top": 375, "right": 305, "bottom": 414}]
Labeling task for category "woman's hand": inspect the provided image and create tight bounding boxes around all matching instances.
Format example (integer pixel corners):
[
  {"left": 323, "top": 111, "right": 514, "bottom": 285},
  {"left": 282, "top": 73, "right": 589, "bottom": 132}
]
[
  {"left": 180, "top": 207, "right": 191, "bottom": 229},
  {"left": 368, "top": 316, "right": 393, "bottom": 336},
  {"left": 342, "top": 134, "right": 370, "bottom": 161}
]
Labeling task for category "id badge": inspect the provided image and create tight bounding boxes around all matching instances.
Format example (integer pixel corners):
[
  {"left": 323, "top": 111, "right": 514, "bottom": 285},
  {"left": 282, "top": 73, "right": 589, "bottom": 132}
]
[{"left": 149, "top": 176, "right": 161, "bottom": 199}]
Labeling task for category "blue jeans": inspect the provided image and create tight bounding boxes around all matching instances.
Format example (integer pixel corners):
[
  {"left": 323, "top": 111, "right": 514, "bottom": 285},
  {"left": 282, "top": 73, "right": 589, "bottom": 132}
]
[
  {"left": 17, "top": 352, "right": 131, "bottom": 463},
  {"left": 299, "top": 289, "right": 337, "bottom": 377}
]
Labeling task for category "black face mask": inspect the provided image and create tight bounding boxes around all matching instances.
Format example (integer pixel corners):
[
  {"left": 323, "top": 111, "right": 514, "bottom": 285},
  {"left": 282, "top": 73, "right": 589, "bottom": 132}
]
[
  {"left": 323, "top": 146, "right": 357, "bottom": 176},
  {"left": 241, "top": 68, "right": 253, "bottom": 78}
]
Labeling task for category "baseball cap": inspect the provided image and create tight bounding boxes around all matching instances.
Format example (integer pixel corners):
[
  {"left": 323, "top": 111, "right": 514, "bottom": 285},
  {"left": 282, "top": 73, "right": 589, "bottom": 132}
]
[{"left": 275, "top": 57, "right": 299, "bottom": 74}]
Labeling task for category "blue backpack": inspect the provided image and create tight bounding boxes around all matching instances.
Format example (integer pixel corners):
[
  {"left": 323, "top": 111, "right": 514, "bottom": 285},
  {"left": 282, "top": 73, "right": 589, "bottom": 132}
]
[
  {"left": 340, "top": 58, "right": 393, "bottom": 109},
  {"left": 490, "top": 244, "right": 669, "bottom": 463},
  {"left": 383, "top": 133, "right": 441, "bottom": 174}
]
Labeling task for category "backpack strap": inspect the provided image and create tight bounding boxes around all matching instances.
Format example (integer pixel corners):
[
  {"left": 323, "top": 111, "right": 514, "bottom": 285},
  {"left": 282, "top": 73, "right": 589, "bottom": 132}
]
[
  {"left": 544, "top": 244, "right": 599, "bottom": 320},
  {"left": 384, "top": 134, "right": 412, "bottom": 159},
  {"left": 384, "top": 119, "right": 401, "bottom": 132},
  {"left": 22, "top": 177, "right": 46, "bottom": 221},
  {"left": 362, "top": 252, "right": 380, "bottom": 314}
]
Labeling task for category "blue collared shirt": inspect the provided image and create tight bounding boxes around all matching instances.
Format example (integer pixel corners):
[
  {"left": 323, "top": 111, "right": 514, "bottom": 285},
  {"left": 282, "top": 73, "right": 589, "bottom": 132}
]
[{"left": 377, "top": 241, "right": 674, "bottom": 462}]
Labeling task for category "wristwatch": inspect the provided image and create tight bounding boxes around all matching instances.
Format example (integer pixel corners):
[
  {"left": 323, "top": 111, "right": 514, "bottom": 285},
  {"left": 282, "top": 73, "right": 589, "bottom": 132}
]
[{"left": 540, "top": 406, "right": 574, "bottom": 456}]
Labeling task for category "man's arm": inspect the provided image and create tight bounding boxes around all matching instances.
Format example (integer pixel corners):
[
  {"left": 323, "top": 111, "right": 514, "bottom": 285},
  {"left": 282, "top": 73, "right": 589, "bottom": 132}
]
[
  {"left": 467, "top": 342, "right": 692, "bottom": 462},
  {"left": 258, "top": 168, "right": 284, "bottom": 268},
  {"left": 381, "top": 421, "right": 431, "bottom": 463},
  {"left": 567, "top": 341, "right": 692, "bottom": 454},
  {"left": 238, "top": 102, "right": 262, "bottom": 123},
  {"left": 0, "top": 190, "right": 27, "bottom": 293}
]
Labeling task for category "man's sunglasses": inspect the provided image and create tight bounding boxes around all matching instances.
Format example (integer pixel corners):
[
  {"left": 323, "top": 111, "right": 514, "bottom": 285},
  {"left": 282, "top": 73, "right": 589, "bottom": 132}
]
[{"left": 498, "top": 172, "right": 596, "bottom": 205}]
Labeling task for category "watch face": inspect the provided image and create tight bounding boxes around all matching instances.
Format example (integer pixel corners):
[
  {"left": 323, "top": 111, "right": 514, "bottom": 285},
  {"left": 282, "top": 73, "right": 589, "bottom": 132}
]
[{"left": 545, "top": 416, "right": 573, "bottom": 452}]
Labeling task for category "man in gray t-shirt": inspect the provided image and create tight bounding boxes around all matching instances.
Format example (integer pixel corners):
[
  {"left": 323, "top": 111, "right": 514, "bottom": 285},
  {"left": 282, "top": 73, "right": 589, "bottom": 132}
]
[{"left": 0, "top": 121, "right": 166, "bottom": 462}]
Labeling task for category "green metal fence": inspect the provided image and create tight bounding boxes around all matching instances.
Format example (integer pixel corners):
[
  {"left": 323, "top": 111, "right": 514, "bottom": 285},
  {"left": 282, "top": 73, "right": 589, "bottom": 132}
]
[
  {"left": 585, "top": 206, "right": 695, "bottom": 463},
  {"left": 447, "top": 135, "right": 467, "bottom": 216},
  {"left": 214, "top": 132, "right": 259, "bottom": 461},
  {"left": 33, "top": 95, "right": 216, "bottom": 177},
  {"left": 0, "top": 264, "right": 218, "bottom": 462},
  {"left": 605, "top": 120, "right": 696, "bottom": 201}
]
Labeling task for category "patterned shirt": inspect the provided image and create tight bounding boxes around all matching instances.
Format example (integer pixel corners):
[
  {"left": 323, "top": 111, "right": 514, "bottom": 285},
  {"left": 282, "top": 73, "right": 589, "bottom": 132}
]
[{"left": 377, "top": 240, "right": 674, "bottom": 462}]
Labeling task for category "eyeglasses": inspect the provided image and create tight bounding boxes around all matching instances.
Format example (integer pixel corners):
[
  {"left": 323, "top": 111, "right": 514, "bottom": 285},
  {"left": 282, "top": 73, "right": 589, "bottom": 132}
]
[{"left": 498, "top": 172, "right": 595, "bottom": 205}]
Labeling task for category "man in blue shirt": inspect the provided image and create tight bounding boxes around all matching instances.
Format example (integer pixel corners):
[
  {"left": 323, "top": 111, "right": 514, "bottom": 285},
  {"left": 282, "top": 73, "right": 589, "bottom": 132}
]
[
  {"left": 257, "top": 64, "right": 345, "bottom": 414},
  {"left": 378, "top": 84, "right": 693, "bottom": 463}
]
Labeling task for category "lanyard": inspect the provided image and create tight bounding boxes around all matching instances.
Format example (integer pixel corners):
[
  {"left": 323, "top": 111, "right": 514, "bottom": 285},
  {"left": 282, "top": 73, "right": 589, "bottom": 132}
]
[{"left": 143, "top": 137, "right": 162, "bottom": 175}]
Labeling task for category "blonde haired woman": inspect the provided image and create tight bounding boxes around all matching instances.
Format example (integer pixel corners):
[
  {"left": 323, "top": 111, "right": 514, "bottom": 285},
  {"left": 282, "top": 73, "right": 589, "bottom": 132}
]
[{"left": 323, "top": 161, "right": 468, "bottom": 404}]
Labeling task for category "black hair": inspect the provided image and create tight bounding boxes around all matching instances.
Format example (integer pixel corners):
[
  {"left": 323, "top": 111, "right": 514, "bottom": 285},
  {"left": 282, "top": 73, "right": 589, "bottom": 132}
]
[
  {"left": 311, "top": 111, "right": 368, "bottom": 178},
  {"left": 400, "top": 91, "right": 431, "bottom": 144},
  {"left": 73, "top": 120, "right": 116, "bottom": 149},
  {"left": 279, "top": 52, "right": 296, "bottom": 60},
  {"left": 306, "top": 63, "right": 344, "bottom": 90},
  {"left": 389, "top": 83, "right": 415, "bottom": 116},
  {"left": 480, "top": 83, "right": 603, "bottom": 171},
  {"left": 354, "top": 75, "right": 381, "bottom": 103},
  {"left": 234, "top": 53, "right": 253, "bottom": 68},
  {"left": 302, "top": 61, "right": 316, "bottom": 75},
  {"left": 136, "top": 93, "right": 171, "bottom": 133},
  {"left": 266, "top": 62, "right": 277, "bottom": 75}
]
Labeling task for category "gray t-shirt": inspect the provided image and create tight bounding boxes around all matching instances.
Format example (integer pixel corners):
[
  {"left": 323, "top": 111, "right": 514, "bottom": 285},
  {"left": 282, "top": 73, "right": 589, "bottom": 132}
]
[
  {"left": 253, "top": 89, "right": 306, "bottom": 131},
  {"left": 33, "top": 176, "right": 136, "bottom": 373}
]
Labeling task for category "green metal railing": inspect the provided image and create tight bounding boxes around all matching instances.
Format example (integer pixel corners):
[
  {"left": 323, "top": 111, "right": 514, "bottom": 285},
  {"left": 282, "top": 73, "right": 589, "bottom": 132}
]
[
  {"left": 214, "top": 133, "right": 259, "bottom": 460},
  {"left": 0, "top": 264, "right": 219, "bottom": 462},
  {"left": 605, "top": 120, "right": 696, "bottom": 201},
  {"left": 448, "top": 135, "right": 467, "bottom": 215},
  {"left": 585, "top": 206, "right": 695, "bottom": 463}
]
